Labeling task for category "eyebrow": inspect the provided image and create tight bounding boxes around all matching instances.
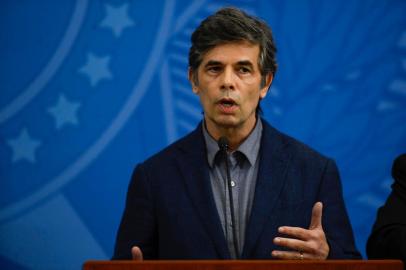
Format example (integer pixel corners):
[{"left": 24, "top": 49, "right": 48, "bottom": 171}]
[
  {"left": 235, "top": 60, "right": 254, "bottom": 68},
  {"left": 204, "top": 60, "right": 254, "bottom": 67},
  {"left": 204, "top": 60, "right": 223, "bottom": 67}
]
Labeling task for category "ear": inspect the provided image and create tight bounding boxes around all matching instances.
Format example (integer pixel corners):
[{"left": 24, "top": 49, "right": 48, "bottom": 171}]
[
  {"left": 259, "top": 73, "right": 273, "bottom": 99},
  {"left": 188, "top": 68, "right": 199, "bottom": 94}
]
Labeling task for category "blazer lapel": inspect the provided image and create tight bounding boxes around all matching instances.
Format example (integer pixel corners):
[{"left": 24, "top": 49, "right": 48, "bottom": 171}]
[
  {"left": 242, "top": 122, "right": 292, "bottom": 258},
  {"left": 175, "top": 124, "right": 231, "bottom": 259}
]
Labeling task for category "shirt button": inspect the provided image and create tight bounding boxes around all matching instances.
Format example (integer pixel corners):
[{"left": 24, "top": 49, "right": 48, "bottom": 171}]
[{"left": 231, "top": 180, "right": 236, "bottom": 187}]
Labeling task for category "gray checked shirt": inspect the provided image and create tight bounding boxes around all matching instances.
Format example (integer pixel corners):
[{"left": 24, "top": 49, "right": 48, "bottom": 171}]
[{"left": 202, "top": 118, "right": 262, "bottom": 258}]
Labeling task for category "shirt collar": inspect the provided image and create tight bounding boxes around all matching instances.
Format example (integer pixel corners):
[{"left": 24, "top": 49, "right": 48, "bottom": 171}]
[{"left": 202, "top": 118, "right": 263, "bottom": 168}]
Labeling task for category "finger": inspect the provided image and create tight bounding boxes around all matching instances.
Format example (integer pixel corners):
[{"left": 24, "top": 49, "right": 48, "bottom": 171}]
[
  {"left": 271, "top": 250, "right": 305, "bottom": 260},
  {"left": 278, "top": 226, "right": 312, "bottom": 240},
  {"left": 131, "top": 246, "right": 143, "bottom": 261},
  {"left": 309, "top": 202, "right": 323, "bottom": 230},
  {"left": 273, "top": 237, "right": 313, "bottom": 253}
]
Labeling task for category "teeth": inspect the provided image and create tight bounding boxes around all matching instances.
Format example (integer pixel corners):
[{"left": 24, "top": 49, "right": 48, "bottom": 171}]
[
  {"left": 221, "top": 100, "right": 235, "bottom": 107},
  {"left": 221, "top": 102, "right": 234, "bottom": 107}
]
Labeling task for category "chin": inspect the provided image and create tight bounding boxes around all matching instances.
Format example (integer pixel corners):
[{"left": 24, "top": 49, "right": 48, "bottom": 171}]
[{"left": 214, "top": 117, "right": 240, "bottom": 128}]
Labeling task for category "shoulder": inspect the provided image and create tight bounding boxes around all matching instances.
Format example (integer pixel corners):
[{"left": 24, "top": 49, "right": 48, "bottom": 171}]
[
  {"left": 139, "top": 122, "right": 205, "bottom": 168},
  {"left": 261, "top": 119, "right": 334, "bottom": 169}
]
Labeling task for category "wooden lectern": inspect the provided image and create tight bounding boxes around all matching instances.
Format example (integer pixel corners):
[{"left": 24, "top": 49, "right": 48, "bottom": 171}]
[{"left": 83, "top": 260, "right": 403, "bottom": 270}]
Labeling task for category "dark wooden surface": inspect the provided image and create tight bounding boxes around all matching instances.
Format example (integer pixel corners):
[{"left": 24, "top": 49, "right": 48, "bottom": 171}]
[{"left": 83, "top": 260, "right": 404, "bottom": 270}]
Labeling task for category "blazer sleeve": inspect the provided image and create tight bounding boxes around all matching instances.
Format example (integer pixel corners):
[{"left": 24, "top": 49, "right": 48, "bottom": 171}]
[
  {"left": 318, "top": 159, "right": 362, "bottom": 259},
  {"left": 112, "top": 163, "right": 158, "bottom": 260}
]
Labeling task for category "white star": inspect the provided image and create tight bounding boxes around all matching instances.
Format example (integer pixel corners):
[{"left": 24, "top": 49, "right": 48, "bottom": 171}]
[
  {"left": 100, "top": 3, "right": 134, "bottom": 37},
  {"left": 48, "top": 94, "right": 81, "bottom": 129},
  {"left": 7, "top": 129, "right": 41, "bottom": 163},
  {"left": 79, "top": 53, "right": 112, "bottom": 87}
]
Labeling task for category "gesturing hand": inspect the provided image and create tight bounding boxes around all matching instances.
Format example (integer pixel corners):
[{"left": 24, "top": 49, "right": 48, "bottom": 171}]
[
  {"left": 131, "top": 246, "right": 144, "bottom": 261},
  {"left": 271, "top": 202, "right": 329, "bottom": 260}
]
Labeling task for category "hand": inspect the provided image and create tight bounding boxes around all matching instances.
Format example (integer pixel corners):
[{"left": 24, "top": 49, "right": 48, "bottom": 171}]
[
  {"left": 271, "top": 202, "right": 329, "bottom": 260},
  {"left": 131, "top": 246, "right": 143, "bottom": 260}
]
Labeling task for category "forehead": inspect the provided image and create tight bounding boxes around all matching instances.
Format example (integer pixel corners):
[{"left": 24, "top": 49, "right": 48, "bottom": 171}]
[{"left": 201, "top": 42, "right": 260, "bottom": 66}]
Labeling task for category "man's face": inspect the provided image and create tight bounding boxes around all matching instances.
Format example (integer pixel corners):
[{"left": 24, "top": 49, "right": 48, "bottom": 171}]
[{"left": 190, "top": 42, "right": 272, "bottom": 137}]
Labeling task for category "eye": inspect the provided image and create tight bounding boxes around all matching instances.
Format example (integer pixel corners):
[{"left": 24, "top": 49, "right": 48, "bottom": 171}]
[
  {"left": 238, "top": 67, "right": 251, "bottom": 74},
  {"left": 207, "top": 66, "right": 222, "bottom": 73}
]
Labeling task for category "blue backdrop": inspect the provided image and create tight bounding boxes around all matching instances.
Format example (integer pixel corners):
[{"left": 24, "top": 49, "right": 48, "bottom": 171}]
[{"left": 1, "top": 0, "right": 406, "bottom": 269}]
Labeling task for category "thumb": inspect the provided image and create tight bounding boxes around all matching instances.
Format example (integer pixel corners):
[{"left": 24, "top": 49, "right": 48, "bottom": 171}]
[
  {"left": 131, "top": 246, "right": 143, "bottom": 261},
  {"left": 309, "top": 201, "right": 323, "bottom": 230}
]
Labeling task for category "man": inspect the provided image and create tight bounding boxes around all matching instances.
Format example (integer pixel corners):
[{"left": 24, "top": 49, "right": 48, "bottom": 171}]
[
  {"left": 113, "top": 7, "right": 361, "bottom": 260},
  {"left": 367, "top": 153, "right": 406, "bottom": 267}
]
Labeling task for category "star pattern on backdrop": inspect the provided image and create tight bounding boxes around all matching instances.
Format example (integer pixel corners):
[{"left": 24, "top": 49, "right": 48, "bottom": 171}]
[
  {"left": 79, "top": 53, "right": 112, "bottom": 87},
  {"left": 100, "top": 3, "right": 135, "bottom": 37},
  {"left": 47, "top": 94, "right": 81, "bottom": 130},
  {"left": 7, "top": 129, "right": 41, "bottom": 163}
]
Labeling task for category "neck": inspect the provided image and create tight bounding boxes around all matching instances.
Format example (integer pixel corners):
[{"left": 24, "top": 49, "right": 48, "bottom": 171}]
[{"left": 205, "top": 116, "right": 258, "bottom": 151}]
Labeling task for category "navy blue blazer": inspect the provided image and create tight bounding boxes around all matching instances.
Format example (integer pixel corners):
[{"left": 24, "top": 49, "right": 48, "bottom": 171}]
[{"left": 113, "top": 120, "right": 361, "bottom": 259}]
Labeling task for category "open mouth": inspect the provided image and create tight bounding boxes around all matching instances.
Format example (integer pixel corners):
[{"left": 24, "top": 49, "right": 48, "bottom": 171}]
[
  {"left": 217, "top": 98, "right": 237, "bottom": 113},
  {"left": 218, "top": 98, "right": 236, "bottom": 107}
]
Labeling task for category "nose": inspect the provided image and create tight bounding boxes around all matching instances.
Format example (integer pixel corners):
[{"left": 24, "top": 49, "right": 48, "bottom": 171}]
[{"left": 220, "top": 67, "right": 235, "bottom": 91}]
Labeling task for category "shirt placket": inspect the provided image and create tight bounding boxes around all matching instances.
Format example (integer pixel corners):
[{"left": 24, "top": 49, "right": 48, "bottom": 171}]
[{"left": 229, "top": 153, "right": 241, "bottom": 256}]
